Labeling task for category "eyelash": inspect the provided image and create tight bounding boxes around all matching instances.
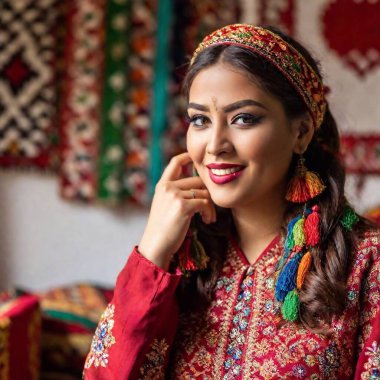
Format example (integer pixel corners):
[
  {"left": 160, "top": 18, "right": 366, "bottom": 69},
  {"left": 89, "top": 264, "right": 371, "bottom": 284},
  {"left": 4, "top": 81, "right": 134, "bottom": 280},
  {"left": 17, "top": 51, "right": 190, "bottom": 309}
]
[{"left": 186, "top": 113, "right": 263, "bottom": 128}]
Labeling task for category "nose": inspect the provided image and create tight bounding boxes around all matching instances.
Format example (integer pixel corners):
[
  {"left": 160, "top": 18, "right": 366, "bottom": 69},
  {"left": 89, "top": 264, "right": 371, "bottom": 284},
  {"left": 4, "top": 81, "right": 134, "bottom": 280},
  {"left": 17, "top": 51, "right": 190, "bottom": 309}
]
[{"left": 206, "top": 119, "right": 233, "bottom": 156}]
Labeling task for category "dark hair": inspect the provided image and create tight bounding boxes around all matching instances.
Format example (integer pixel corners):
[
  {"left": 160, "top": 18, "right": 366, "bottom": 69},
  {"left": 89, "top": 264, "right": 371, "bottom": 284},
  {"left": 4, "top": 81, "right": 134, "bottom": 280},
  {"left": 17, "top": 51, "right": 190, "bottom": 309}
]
[{"left": 176, "top": 26, "right": 372, "bottom": 331}]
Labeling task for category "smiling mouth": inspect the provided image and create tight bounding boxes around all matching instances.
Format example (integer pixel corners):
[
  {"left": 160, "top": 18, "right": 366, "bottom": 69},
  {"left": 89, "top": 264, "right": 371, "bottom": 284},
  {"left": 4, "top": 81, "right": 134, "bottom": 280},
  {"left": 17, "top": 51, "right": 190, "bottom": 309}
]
[
  {"left": 207, "top": 166, "right": 245, "bottom": 184},
  {"left": 209, "top": 167, "right": 243, "bottom": 176}
]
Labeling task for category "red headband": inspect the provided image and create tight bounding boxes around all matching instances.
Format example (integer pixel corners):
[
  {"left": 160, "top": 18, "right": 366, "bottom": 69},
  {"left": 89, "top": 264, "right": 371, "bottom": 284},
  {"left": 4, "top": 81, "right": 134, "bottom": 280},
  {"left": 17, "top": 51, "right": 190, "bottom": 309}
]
[{"left": 191, "top": 24, "right": 327, "bottom": 129}]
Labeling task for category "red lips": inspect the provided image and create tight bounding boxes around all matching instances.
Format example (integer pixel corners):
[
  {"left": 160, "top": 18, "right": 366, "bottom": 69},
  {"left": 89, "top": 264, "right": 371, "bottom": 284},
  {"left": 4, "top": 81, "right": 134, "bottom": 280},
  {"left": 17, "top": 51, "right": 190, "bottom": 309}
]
[{"left": 206, "top": 163, "right": 246, "bottom": 185}]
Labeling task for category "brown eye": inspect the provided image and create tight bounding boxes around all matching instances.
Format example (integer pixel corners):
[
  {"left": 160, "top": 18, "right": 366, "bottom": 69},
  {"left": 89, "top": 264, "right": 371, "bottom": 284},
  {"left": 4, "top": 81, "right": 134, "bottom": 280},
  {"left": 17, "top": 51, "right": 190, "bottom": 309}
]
[
  {"left": 188, "top": 115, "right": 209, "bottom": 128},
  {"left": 233, "top": 113, "right": 263, "bottom": 126}
]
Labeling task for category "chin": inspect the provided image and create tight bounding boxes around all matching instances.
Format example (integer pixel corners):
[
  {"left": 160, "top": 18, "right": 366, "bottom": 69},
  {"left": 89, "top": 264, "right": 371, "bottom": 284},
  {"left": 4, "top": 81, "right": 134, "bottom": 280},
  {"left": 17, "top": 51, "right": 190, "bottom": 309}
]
[{"left": 209, "top": 194, "right": 239, "bottom": 209}]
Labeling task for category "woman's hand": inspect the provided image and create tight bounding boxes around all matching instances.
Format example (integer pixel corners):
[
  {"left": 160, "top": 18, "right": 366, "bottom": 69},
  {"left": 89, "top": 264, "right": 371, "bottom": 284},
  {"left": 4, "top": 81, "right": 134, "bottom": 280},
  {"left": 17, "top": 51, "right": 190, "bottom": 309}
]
[{"left": 138, "top": 152, "right": 216, "bottom": 271}]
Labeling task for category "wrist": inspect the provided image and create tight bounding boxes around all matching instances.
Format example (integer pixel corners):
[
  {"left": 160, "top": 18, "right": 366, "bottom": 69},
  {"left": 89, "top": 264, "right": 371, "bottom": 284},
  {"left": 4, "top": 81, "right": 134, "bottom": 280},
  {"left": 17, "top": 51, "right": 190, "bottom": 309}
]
[{"left": 137, "top": 245, "right": 172, "bottom": 272}]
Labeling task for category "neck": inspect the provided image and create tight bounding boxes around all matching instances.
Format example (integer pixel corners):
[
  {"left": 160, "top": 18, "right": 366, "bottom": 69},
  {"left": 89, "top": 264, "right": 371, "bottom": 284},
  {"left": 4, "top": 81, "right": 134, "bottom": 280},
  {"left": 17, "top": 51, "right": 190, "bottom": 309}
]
[{"left": 231, "top": 194, "right": 286, "bottom": 264}]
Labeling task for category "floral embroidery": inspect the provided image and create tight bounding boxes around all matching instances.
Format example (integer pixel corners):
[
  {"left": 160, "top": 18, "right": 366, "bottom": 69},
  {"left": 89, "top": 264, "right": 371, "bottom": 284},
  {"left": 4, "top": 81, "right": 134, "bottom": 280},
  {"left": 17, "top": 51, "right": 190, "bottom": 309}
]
[
  {"left": 170, "top": 230, "right": 380, "bottom": 379},
  {"left": 139, "top": 338, "right": 169, "bottom": 380},
  {"left": 223, "top": 268, "right": 254, "bottom": 379},
  {"left": 318, "top": 343, "right": 340, "bottom": 377},
  {"left": 84, "top": 303, "right": 116, "bottom": 368},
  {"left": 362, "top": 341, "right": 380, "bottom": 379}
]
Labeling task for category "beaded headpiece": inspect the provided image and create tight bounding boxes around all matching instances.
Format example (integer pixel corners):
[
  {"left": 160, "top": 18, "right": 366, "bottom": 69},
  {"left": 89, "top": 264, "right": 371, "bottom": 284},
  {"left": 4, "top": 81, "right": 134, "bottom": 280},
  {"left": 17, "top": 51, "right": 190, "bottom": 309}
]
[{"left": 191, "top": 24, "right": 327, "bottom": 129}]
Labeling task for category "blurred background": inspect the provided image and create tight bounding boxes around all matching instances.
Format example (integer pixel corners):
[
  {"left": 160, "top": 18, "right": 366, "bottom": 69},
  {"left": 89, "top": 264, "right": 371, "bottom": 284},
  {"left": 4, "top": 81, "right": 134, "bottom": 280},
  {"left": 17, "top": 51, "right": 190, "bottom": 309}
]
[{"left": 0, "top": 0, "right": 379, "bottom": 378}]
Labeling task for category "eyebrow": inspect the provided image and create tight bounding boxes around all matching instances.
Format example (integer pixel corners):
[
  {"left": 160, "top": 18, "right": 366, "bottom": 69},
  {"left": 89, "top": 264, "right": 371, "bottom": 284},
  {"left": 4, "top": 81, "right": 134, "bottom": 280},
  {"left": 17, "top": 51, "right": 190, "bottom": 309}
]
[{"left": 187, "top": 99, "right": 268, "bottom": 113}]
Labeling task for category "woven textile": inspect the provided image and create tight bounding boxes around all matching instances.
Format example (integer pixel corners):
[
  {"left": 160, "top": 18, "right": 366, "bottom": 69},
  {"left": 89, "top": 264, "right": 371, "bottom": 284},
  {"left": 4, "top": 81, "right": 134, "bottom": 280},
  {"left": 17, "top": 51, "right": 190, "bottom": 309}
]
[
  {"left": 59, "top": 0, "right": 105, "bottom": 201},
  {"left": 0, "top": 0, "right": 60, "bottom": 169},
  {"left": 341, "top": 135, "right": 380, "bottom": 175},
  {"left": 39, "top": 283, "right": 113, "bottom": 378},
  {"left": 97, "top": 0, "right": 130, "bottom": 203},
  {"left": 123, "top": 0, "right": 157, "bottom": 206},
  {"left": 0, "top": 294, "right": 41, "bottom": 380},
  {"left": 247, "top": 0, "right": 380, "bottom": 174}
]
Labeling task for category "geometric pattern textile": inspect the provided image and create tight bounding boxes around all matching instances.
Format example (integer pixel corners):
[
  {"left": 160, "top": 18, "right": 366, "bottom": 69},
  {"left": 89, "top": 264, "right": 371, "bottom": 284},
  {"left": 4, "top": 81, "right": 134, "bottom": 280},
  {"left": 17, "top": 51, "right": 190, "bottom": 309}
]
[
  {"left": 0, "top": 0, "right": 60, "bottom": 169},
  {"left": 58, "top": 0, "right": 106, "bottom": 201},
  {"left": 245, "top": 0, "right": 380, "bottom": 175},
  {"left": 123, "top": 0, "right": 158, "bottom": 206},
  {"left": 39, "top": 283, "right": 113, "bottom": 378},
  {"left": 341, "top": 135, "right": 380, "bottom": 175},
  {"left": 97, "top": 0, "right": 130, "bottom": 203}
]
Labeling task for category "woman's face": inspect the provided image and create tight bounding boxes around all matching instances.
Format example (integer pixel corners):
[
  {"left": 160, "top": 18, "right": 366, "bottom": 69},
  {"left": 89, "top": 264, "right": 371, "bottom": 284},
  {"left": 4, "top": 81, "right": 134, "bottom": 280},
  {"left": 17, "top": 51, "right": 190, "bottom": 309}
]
[{"left": 186, "top": 62, "right": 302, "bottom": 209}]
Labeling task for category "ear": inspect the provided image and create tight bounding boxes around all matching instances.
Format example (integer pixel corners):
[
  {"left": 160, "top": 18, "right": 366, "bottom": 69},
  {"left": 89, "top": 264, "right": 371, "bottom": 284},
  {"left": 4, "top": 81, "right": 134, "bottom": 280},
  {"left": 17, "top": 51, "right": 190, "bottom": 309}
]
[{"left": 291, "top": 113, "right": 314, "bottom": 154}]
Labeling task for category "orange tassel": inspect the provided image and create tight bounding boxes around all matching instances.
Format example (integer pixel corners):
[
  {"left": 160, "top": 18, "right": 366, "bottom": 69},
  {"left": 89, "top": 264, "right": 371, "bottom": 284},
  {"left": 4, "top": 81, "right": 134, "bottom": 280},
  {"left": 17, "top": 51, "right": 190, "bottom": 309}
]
[
  {"left": 296, "top": 251, "right": 312, "bottom": 290},
  {"left": 305, "top": 205, "right": 320, "bottom": 246},
  {"left": 286, "top": 158, "right": 325, "bottom": 203}
]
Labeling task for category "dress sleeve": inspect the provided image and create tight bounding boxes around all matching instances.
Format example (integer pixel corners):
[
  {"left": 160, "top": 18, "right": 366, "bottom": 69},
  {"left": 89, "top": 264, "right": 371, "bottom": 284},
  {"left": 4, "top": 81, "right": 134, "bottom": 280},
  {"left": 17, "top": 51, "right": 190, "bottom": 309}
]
[
  {"left": 354, "top": 250, "right": 380, "bottom": 379},
  {"left": 83, "top": 247, "right": 183, "bottom": 380}
]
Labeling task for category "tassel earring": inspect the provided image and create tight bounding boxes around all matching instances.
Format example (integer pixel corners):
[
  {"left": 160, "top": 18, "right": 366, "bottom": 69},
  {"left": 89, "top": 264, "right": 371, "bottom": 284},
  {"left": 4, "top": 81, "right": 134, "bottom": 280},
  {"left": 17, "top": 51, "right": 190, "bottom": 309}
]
[
  {"left": 177, "top": 229, "right": 209, "bottom": 276},
  {"left": 286, "top": 156, "right": 325, "bottom": 203}
]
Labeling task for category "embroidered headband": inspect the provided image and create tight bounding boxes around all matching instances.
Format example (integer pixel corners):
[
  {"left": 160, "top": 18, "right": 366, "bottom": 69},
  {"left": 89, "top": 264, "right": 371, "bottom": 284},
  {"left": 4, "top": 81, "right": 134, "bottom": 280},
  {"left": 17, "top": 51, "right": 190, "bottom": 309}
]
[{"left": 191, "top": 24, "right": 327, "bottom": 129}]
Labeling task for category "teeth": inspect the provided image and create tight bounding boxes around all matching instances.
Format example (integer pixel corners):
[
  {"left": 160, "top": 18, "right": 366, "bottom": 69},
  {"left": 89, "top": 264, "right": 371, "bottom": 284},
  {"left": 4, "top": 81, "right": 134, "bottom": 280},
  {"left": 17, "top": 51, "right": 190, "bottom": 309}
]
[{"left": 211, "top": 167, "right": 242, "bottom": 176}]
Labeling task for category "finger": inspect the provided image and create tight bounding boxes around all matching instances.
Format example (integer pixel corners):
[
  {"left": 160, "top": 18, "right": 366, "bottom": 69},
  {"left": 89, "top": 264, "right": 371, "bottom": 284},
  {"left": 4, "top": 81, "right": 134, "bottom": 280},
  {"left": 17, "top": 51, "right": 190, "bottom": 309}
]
[
  {"left": 186, "top": 198, "right": 212, "bottom": 215},
  {"left": 175, "top": 176, "right": 206, "bottom": 190},
  {"left": 185, "top": 198, "right": 215, "bottom": 224},
  {"left": 161, "top": 153, "right": 192, "bottom": 182},
  {"left": 200, "top": 195, "right": 216, "bottom": 224},
  {"left": 181, "top": 189, "right": 210, "bottom": 200}
]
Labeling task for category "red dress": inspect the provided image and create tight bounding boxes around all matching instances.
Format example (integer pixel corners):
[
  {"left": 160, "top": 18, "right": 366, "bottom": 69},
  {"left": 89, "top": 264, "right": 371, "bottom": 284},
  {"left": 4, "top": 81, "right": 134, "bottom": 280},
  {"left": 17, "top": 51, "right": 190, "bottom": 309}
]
[{"left": 83, "top": 230, "right": 380, "bottom": 379}]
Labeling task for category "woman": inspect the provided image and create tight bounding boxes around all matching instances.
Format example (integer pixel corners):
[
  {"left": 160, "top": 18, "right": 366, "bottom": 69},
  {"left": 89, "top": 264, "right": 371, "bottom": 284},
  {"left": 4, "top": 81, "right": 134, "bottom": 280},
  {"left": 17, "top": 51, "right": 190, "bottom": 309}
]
[{"left": 83, "top": 24, "right": 380, "bottom": 379}]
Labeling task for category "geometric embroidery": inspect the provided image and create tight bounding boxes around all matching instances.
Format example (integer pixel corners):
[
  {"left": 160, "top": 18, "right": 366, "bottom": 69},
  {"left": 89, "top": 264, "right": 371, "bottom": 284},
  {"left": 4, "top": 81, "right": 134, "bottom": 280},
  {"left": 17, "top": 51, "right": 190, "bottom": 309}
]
[{"left": 84, "top": 303, "right": 116, "bottom": 368}]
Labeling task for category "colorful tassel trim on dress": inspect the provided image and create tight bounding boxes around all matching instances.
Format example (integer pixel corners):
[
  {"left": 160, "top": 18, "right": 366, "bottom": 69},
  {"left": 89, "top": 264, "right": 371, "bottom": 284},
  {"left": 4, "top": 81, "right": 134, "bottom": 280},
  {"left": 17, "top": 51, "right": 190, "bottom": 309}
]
[
  {"left": 275, "top": 205, "right": 320, "bottom": 321},
  {"left": 177, "top": 229, "right": 209, "bottom": 276}
]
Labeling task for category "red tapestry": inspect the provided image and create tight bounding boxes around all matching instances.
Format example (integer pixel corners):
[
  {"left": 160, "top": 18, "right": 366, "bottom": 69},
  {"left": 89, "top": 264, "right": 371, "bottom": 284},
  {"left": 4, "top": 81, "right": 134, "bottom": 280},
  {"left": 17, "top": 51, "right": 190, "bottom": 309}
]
[
  {"left": 58, "top": 0, "right": 106, "bottom": 201},
  {"left": 248, "top": 0, "right": 380, "bottom": 175}
]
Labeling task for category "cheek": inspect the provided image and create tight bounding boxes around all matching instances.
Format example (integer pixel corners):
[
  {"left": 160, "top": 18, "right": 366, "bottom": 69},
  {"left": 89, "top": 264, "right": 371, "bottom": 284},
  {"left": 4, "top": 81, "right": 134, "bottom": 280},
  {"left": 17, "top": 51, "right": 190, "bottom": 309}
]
[
  {"left": 236, "top": 129, "right": 293, "bottom": 167},
  {"left": 186, "top": 129, "right": 204, "bottom": 163}
]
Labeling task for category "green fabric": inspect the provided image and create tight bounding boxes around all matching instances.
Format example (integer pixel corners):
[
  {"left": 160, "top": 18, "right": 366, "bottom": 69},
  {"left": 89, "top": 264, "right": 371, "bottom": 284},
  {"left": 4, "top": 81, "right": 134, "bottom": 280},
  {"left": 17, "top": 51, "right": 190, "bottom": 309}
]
[
  {"left": 43, "top": 309, "right": 97, "bottom": 329},
  {"left": 150, "top": 0, "right": 173, "bottom": 197},
  {"left": 97, "top": 0, "right": 131, "bottom": 202}
]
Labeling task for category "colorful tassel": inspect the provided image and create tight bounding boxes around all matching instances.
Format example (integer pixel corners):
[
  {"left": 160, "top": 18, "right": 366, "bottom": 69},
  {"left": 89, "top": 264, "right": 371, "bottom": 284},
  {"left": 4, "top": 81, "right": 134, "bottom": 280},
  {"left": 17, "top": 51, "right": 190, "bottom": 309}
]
[
  {"left": 304, "top": 205, "right": 320, "bottom": 246},
  {"left": 286, "top": 157, "right": 326, "bottom": 203},
  {"left": 293, "top": 217, "right": 305, "bottom": 247},
  {"left": 275, "top": 253, "right": 302, "bottom": 302},
  {"left": 178, "top": 229, "right": 209, "bottom": 275},
  {"left": 178, "top": 235, "right": 197, "bottom": 273},
  {"left": 296, "top": 251, "right": 312, "bottom": 290},
  {"left": 282, "top": 289, "right": 300, "bottom": 321},
  {"left": 192, "top": 232, "right": 209, "bottom": 269},
  {"left": 285, "top": 215, "right": 302, "bottom": 254},
  {"left": 340, "top": 205, "right": 359, "bottom": 231}
]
